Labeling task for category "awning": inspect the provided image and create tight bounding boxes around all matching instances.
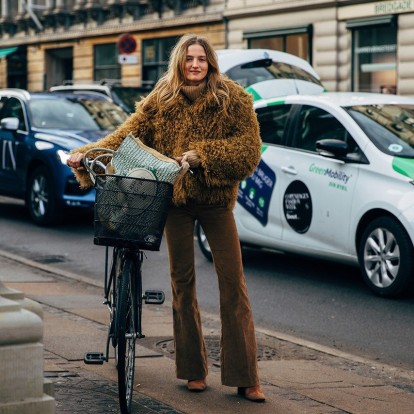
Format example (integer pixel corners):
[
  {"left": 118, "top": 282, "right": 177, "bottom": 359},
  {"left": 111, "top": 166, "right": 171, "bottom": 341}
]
[{"left": 0, "top": 47, "right": 18, "bottom": 59}]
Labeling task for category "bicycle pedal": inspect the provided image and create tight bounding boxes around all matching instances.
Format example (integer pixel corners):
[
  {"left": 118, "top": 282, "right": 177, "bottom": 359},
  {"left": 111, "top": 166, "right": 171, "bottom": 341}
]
[
  {"left": 144, "top": 290, "right": 165, "bottom": 305},
  {"left": 84, "top": 352, "right": 105, "bottom": 365}
]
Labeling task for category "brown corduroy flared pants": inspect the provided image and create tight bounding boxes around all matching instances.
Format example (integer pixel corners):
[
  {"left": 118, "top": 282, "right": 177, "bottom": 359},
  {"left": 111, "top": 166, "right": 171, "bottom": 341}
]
[{"left": 164, "top": 202, "right": 259, "bottom": 387}]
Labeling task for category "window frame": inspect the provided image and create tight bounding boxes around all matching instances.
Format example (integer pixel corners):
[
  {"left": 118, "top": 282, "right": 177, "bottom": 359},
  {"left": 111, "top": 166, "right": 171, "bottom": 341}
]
[
  {"left": 93, "top": 43, "right": 121, "bottom": 82},
  {"left": 142, "top": 36, "right": 180, "bottom": 87},
  {"left": 347, "top": 15, "right": 397, "bottom": 94},
  {"left": 244, "top": 25, "right": 313, "bottom": 64}
]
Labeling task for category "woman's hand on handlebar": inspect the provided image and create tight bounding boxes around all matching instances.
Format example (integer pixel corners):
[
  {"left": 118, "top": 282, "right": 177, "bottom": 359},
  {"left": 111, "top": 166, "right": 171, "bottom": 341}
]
[
  {"left": 182, "top": 149, "right": 201, "bottom": 168},
  {"left": 175, "top": 149, "right": 200, "bottom": 170},
  {"left": 67, "top": 152, "right": 85, "bottom": 170}
]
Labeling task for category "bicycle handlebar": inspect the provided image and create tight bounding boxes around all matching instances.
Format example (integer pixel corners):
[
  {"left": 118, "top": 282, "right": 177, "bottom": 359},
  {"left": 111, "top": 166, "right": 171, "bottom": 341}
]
[{"left": 69, "top": 147, "right": 192, "bottom": 184}]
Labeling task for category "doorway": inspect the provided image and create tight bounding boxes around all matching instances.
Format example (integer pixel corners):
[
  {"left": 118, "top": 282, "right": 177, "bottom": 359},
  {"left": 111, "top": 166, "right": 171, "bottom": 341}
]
[{"left": 44, "top": 47, "right": 73, "bottom": 90}]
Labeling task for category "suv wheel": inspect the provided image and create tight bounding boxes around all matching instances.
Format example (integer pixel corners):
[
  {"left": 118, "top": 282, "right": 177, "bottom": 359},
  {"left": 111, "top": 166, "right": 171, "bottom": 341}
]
[
  {"left": 358, "top": 216, "right": 414, "bottom": 298},
  {"left": 27, "top": 166, "right": 61, "bottom": 225},
  {"left": 196, "top": 222, "right": 213, "bottom": 261}
]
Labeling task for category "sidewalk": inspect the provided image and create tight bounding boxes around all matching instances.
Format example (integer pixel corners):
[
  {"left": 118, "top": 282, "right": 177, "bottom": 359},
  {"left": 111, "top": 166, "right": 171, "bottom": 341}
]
[{"left": 0, "top": 250, "right": 413, "bottom": 414}]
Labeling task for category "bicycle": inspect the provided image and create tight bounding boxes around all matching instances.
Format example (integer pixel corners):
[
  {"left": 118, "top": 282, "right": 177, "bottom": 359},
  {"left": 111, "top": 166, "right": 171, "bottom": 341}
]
[{"left": 80, "top": 151, "right": 175, "bottom": 413}]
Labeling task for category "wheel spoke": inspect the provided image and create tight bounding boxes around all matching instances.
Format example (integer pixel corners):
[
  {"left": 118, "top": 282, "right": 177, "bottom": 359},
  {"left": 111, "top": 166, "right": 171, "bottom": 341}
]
[
  {"left": 31, "top": 175, "right": 49, "bottom": 217},
  {"left": 364, "top": 227, "right": 400, "bottom": 289},
  {"left": 367, "top": 234, "right": 381, "bottom": 255}
]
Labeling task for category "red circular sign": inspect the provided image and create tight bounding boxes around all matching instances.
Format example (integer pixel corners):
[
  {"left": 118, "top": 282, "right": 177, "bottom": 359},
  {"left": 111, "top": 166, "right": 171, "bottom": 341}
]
[{"left": 118, "top": 34, "right": 137, "bottom": 55}]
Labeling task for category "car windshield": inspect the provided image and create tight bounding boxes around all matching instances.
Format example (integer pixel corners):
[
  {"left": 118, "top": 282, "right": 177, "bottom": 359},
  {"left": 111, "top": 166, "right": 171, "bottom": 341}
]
[
  {"left": 226, "top": 61, "right": 323, "bottom": 89},
  {"left": 111, "top": 87, "right": 151, "bottom": 113},
  {"left": 29, "top": 96, "right": 128, "bottom": 130},
  {"left": 345, "top": 104, "right": 414, "bottom": 158}
]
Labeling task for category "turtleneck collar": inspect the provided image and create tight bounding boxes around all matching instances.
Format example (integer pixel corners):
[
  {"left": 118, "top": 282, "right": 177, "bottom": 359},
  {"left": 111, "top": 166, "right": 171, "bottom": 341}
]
[{"left": 181, "top": 79, "right": 207, "bottom": 102}]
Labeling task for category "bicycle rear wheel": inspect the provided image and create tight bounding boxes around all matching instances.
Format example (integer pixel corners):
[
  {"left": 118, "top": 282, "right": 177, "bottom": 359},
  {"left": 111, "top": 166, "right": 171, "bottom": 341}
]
[{"left": 116, "top": 256, "right": 137, "bottom": 414}]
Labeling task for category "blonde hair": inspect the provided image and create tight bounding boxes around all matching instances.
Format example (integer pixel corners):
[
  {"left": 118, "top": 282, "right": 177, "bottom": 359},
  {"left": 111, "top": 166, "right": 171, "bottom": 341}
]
[{"left": 140, "top": 34, "right": 230, "bottom": 115}]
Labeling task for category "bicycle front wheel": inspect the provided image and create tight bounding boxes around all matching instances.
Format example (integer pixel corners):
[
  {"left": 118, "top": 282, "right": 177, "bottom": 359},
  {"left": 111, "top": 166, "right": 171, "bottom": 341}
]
[{"left": 116, "top": 257, "right": 137, "bottom": 414}]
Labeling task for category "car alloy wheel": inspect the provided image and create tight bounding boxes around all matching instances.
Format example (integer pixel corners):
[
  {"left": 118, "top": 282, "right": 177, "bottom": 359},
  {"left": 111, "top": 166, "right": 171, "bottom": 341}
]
[
  {"left": 358, "top": 216, "right": 414, "bottom": 298},
  {"left": 196, "top": 221, "right": 213, "bottom": 261},
  {"left": 27, "top": 166, "right": 60, "bottom": 225}
]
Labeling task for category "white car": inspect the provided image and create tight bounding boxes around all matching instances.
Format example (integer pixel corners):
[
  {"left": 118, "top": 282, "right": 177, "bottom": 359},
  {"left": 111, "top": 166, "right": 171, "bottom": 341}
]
[
  {"left": 197, "top": 91, "right": 414, "bottom": 298},
  {"left": 216, "top": 48, "right": 324, "bottom": 97}
]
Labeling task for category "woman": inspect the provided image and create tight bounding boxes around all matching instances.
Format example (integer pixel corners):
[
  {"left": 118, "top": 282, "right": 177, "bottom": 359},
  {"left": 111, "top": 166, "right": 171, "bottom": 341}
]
[{"left": 67, "top": 34, "right": 265, "bottom": 402}]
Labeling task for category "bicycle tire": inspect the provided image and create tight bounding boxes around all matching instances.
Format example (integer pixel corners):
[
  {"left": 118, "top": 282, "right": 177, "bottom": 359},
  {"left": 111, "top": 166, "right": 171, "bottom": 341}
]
[
  {"left": 110, "top": 248, "right": 123, "bottom": 361},
  {"left": 116, "top": 257, "right": 136, "bottom": 414}
]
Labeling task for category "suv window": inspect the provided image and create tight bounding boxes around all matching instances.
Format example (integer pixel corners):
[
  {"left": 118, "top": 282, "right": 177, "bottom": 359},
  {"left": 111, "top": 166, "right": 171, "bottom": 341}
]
[
  {"left": 50, "top": 84, "right": 151, "bottom": 114},
  {"left": 256, "top": 104, "right": 292, "bottom": 145},
  {"left": 28, "top": 96, "right": 127, "bottom": 130},
  {"left": 0, "top": 97, "right": 26, "bottom": 131},
  {"left": 227, "top": 61, "right": 323, "bottom": 89}
]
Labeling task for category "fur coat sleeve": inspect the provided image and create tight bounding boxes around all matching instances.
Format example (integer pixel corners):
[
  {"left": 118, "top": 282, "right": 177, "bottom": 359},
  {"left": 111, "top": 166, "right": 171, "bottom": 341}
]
[{"left": 71, "top": 100, "right": 154, "bottom": 188}]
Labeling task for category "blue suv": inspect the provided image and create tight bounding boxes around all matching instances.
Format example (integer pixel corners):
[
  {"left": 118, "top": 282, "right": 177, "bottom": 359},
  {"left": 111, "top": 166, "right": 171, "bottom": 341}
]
[{"left": 0, "top": 89, "right": 128, "bottom": 225}]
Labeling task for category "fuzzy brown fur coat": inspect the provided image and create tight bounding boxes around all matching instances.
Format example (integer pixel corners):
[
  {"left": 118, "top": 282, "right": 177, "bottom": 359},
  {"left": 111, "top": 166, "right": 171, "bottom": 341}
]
[{"left": 73, "top": 78, "right": 261, "bottom": 209}]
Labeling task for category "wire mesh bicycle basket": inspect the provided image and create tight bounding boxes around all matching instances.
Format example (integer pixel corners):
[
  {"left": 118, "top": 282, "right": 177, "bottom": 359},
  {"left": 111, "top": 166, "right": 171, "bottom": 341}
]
[{"left": 93, "top": 174, "right": 173, "bottom": 251}]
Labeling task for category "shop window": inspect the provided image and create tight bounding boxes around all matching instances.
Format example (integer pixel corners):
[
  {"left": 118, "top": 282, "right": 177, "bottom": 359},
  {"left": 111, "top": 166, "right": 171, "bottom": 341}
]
[
  {"left": 142, "top": 36, "right": 179, "bottom": 87},
  {"left": 94, "top": 43, "right": 121, "bottom": 81},
  {"left": 244, "top": 26, "right": 312, "bottom": 63},
  {"left": 348, "top": 16, "right": 397, "bottom": 94}
]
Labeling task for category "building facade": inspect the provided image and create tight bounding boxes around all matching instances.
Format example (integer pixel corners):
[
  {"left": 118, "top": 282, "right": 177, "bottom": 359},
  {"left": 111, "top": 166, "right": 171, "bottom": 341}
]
[
  {"left": 0, "top": 0, "right": 414, "bottom": 94},
  {"left": 0, "top": 0, "right": 225, "bottom": 91},
  {"left": 225, "top": 0, "right": 414, "bottom": 95}
]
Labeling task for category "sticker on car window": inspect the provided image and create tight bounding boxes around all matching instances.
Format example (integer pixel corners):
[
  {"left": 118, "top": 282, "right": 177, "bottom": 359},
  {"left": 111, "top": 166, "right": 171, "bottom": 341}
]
[
  {"left": 388, "top": 144, "right": 403, "bottom": 153},
  {"left": 283, "top": 181, "right": 312, "bottom": 234},
  {"left": 237, "top": 159, "right": 276, "bottom": 226}
]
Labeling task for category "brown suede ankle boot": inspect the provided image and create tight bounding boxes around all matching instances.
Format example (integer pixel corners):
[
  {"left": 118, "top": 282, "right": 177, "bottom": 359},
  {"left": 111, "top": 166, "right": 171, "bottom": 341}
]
[
  {"left": 187, "top": 379, "right": 207, "bottom": 392},
  {"left": 237, "top": 385, "right": 265, "bottom": 402}
]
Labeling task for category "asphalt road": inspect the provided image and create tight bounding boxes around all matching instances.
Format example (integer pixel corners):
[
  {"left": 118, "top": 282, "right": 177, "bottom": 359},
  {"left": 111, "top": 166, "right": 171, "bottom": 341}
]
[{"left": 1, "top": 196, "right": 414, "bottom": 372}]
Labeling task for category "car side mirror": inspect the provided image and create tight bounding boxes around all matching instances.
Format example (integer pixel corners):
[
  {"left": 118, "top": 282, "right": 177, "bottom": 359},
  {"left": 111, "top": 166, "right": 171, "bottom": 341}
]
[
  {"left": 1, "top": 117, "right": 19, "bottom": 131},
  {"left": 316, "top": 139, "right": 349, "bottom": 158}
]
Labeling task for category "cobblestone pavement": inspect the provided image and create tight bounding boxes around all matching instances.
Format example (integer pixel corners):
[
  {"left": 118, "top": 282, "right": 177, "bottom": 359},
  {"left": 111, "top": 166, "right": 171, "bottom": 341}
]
[{"left": 48, "top": 368, "right": 183, "bottom": 414}]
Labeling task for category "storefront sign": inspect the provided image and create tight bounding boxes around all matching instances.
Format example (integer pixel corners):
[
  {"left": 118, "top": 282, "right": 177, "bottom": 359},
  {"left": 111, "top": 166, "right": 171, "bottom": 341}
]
[
  {"left": 339, "top": 0, "right": 414, "bottom": 20},
  {"left": 356, "top": 44, "right": 396, "bottom": 54},
  {"left": 375, "top": 0, "right": 413, "bottom": 14}
]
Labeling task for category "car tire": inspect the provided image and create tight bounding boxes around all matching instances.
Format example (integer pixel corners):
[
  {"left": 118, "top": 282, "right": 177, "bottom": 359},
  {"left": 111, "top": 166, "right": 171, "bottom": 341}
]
[
  {"left": 358, "top": 216, "right": 414, "bottom": 298},
  {"left": 27, "top": 166, "right": 61, "bottom": 226},
  {"left": 196, "top": 222, "right": 213, "bottom": 261}
]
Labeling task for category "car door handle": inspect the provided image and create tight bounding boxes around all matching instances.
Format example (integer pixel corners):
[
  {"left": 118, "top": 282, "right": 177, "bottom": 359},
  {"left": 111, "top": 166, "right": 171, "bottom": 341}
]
[{"left": 281, "top": 166, "right": 298, "bottom": 175}]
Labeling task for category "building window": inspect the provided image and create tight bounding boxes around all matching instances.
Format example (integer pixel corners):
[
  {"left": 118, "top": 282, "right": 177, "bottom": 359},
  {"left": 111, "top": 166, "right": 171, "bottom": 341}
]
[
  {"left": 94, "top": 43, "right": 121, "bottom": 81},
  {"left": 244, "top": 26, "right": 312, "bottom": 63},
  {"left": 7, "top": 47, "right": 27, "bottom": 89},
  {"left": 142, "top": 36, "right": 180, "bottom": 86},
  {"left": 348, "top": 16, "right": 397, "bottom": 94}
]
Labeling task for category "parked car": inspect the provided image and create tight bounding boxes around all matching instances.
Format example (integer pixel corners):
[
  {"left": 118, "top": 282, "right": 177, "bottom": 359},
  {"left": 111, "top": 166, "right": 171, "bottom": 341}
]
[
  {"left": 50, "top": 80, "right": 152, "bottom": 114},
  {"left": 0, "top": 89, "right": 128, "bottom": 225},
  {"left": 197, "top": 92, "right": 414, "bottom": 298},
  {"left": 50, "top": 49, "right": 323, "bottom": 114},
  {"left": 216, "top": 48, "right": 324, "bottom": 98}
]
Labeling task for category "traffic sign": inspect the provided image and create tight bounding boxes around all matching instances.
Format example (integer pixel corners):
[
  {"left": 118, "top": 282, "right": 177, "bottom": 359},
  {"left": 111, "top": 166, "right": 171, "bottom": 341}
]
[{"left": 118, "top": 34, "right": 137, "bottom": 55}]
